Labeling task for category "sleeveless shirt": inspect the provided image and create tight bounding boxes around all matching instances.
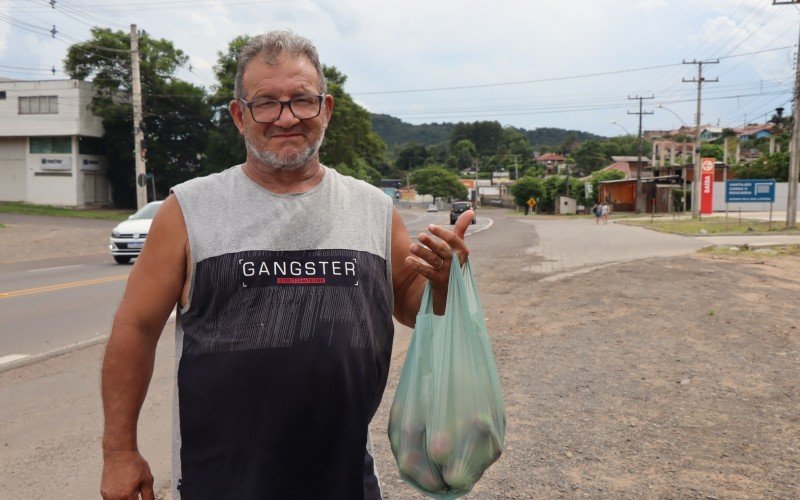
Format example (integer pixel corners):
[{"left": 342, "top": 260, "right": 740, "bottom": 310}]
[{"left": 170, "top": 165, "right": 394, "bottom": 499}]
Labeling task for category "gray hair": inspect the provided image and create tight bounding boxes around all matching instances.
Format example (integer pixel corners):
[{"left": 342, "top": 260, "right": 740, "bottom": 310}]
[{"left": 234, "top": 30, "right": 327, "bottom": 100}]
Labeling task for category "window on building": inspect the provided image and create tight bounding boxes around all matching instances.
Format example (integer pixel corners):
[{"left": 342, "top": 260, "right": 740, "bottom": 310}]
[
  {"left": 78, "top": 137, "right": 106, "bottom": 155},
  {"left": 0, "top": 91, "right": 6, "bottom": 99},
  {"left": 19, "top": 95, "right": 58, "bottom": 114},
  {"left": 30, "top": 136, "right": 72, "bottom": 154}
]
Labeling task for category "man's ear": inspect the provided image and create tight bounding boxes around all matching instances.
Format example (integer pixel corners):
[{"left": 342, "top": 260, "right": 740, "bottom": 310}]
[
  {"left": 229, "top": 99, "right": 245, "bottom": 134},
  {"left": 323, "top": 94, "right": 334, "bottom": 123}
]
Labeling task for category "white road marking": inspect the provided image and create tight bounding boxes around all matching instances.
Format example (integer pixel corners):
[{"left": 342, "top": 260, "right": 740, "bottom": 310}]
[
  {"left": 467, "top": 217, "right": 494, "bottom": 236},
  {"left": 27, "top": 265, "right": 84, "bottom": 273},
  {"left": 0, "top": 354, "right": 30, "bottom": 365}
]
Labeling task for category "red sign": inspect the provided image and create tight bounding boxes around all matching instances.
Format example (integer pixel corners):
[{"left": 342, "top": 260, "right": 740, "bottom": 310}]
[{"left": 700, "top": 157, "right": 715, "bottom": 214}]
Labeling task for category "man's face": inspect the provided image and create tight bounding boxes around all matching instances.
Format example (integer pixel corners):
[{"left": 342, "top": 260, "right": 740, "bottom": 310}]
[{"left": 231, "top": 55, "right": 333, "bottom": 171}]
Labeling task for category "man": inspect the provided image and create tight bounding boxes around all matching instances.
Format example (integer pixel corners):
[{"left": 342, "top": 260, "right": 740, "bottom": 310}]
[{"left": 100, "top": 31, "right": 473, "bottom": 500}]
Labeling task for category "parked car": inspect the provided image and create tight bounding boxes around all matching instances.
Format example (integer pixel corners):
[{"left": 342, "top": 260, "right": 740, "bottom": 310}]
[
  {"left": 427, "top": 204, "right": 438, "bottom": 212},
  {"left": 109, "top": 200, "right": 163, "bottom": 264},
  {"left": 450, "top": 201, "right": 476, "bottom": 225}
]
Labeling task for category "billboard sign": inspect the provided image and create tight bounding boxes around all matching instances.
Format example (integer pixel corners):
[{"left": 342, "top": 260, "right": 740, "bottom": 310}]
[
  {"left": 725, "top": 179, "right": 776, "bottom": 203},
  {"left": 700, "top": 158, "right": 715, "bottom": 214}
]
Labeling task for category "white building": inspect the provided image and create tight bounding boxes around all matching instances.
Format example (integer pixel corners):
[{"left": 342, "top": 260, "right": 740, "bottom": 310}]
[{"left": 0, "top": 79, "right": 110, "bottom": 206}]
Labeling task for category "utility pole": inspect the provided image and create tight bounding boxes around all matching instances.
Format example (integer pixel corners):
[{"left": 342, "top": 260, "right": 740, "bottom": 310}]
[
  {"left": 683, "top": 59, "right": 719, "bottom": 217},
  {"left": 513, "top": 154, "right": 519, "bottom": 181},
  {"left": 628, "top": 95, "right": 654, "bottom": 213},
  {"left": 774, "top": 1, "right": 800, "bottom": 227},
  {"left": 130, "top": 24, "right": 147, "bottom": 210}
]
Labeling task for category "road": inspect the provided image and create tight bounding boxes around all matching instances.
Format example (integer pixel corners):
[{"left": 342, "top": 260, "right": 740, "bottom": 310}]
[
  {"left": 4, "top": 208, "right": 790, "bottom": 498},
  {"left": 0, "top": 209, "right": 490, "bottom": 369}
]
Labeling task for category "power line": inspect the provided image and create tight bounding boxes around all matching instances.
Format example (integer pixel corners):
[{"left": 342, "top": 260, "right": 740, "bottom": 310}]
[{"left": 351, "top": 46, "right": 793, "bottom": 96}]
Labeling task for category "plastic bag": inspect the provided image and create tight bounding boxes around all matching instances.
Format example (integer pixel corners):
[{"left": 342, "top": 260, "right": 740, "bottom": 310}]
[{"left": 388, "top": 256, "right": 505, "bottom": 498}]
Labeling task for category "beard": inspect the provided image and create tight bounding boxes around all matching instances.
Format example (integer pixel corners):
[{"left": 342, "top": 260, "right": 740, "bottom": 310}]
[{"left": 244, "top": 127, "right": 326, "bottom": 172}]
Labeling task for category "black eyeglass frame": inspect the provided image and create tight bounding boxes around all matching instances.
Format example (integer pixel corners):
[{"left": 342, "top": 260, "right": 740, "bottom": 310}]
[{"left": 239, "top": 94, "right": 325, "bottom": 123}]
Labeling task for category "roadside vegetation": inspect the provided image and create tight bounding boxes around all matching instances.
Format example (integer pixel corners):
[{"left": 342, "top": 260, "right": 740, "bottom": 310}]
[
  {"left": 619, "top": 216, "right": 800, "bottom": 236},
  {"left": 0, "top": 202, "right": 132, "bottom": 221},
  {"left": 701, "top": 244, "right": 800, "bottom": 257}
]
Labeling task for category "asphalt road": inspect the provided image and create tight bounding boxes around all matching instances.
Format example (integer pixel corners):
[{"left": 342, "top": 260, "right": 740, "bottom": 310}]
[{"left": 0, "top": 209, "right": 491, "bottom": 367}]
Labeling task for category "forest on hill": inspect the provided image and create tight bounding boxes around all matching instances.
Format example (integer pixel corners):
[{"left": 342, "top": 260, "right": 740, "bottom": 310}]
[{"left": 370, "top": 113, "right": 604, "bottom": 151}]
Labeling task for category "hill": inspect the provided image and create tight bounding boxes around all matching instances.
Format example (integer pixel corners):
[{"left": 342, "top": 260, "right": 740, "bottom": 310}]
[
  {"left": 523, "top": 127, "right": 605, "bottom": 147},
  {"left": 370, "top": 113, "right": 605, "bottom": 150},
  {"left": 370, "top": 113, "right": 455, "bottom": 147}
]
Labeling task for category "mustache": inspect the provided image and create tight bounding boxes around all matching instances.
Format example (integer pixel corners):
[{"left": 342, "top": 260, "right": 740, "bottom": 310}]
[{"left": 269, "top": 125, "right": 306, "bottom": 135}]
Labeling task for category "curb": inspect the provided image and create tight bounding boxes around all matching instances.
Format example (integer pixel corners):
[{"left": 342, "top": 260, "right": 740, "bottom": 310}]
[{"left": 0, "top": 335, "right": 110, "bottom": 374}]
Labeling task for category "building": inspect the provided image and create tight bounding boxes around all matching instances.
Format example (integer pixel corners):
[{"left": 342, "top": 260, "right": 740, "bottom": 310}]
[
  {"left": 735, "top": 124, "right": 773, "bottom": 141},
  {"left": 535, "top": 153, "right": 566, "bottom": 174},
  {"left": 0, "top": 79, "right": 110, "bottom": 206}
]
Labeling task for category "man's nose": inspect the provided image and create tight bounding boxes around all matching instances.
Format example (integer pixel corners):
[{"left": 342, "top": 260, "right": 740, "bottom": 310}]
[{"left": 273, "top": 103, "right": 300, "bottom": 127}]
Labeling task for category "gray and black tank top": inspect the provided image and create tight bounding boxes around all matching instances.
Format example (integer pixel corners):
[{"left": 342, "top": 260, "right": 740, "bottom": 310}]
[{"left": 170, "top": 165, "right": 394, "bottom": 499}]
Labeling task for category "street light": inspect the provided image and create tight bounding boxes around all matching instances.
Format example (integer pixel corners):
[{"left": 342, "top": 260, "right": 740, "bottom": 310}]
[
  {"left": 655, "top": 104, "right": 688, "bottom": 127},
  {"left": 610, "top": 120, "right": 631, "bottom": 135}
]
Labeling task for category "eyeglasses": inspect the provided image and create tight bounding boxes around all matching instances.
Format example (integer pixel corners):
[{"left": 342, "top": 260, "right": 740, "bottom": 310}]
[{"left": 239, "top": 94, "right": 324, "bottom": 123}]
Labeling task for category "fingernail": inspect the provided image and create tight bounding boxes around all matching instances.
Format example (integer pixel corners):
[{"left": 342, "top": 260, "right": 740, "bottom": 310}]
[{"left": 428, "top": 224, "right": 436, "bottom": 231}]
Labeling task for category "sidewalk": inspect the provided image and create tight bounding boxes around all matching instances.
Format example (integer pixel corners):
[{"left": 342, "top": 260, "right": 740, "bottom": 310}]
[{"left": 517, "top": 216, "right": 800, "bottom": 281}]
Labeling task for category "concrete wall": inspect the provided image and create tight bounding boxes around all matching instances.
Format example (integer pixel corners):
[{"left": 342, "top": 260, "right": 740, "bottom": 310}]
[
  {"left": 711, "top": 181, "right": 797, "bottom": 212},
  {"left": 0, "top": 80, "right": 103, "bottom": 138},
  {"left": 0, "top": 80, "right": 109, "bottom": 206}
]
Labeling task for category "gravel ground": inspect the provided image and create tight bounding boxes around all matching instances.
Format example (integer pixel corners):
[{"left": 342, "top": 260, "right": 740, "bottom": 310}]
[{"left": 371, "top": 251, "right": 800, "bottom": 499}]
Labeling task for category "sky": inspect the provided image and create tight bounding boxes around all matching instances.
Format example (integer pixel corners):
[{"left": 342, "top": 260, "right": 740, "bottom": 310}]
[{"left": 0, "top": 0, "right": 798, "bottom": 137}]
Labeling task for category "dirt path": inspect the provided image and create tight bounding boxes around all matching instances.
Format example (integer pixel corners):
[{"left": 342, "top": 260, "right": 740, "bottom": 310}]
[{"left": 371, "top": 251, "right": 800, "bottom": 498}]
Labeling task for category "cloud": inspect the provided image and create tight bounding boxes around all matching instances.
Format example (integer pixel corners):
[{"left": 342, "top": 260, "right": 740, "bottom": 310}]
[{"left": 0, "top": 0, "right": 794, "bottom": 133}]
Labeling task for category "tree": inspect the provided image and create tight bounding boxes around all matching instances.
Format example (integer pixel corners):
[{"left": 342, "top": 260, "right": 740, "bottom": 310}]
[
  {"left": 65, "top": 28, "right": 211, "bottom": 207},
  {"left": 395, "top": 143, "right": 429, "bottom": 170},
  {"left": 700, "top": 143, "right": 724, "bottom": 161},
  {"left": 732, "top": 151, "right": 790, "bottom": 181},
  {"left": 453, "top": 139, "right": 477, "bottom": 170},
  {"left": 203, "top": 35, "right": 250, "bottom": 174},
  {"left": 409, "top": 166, "right": 468, "bottom": 201},
  {"left": 498, "top": 127, "right": 533, "bottom": 157},
  {"left": 333, "top": 158, "right": 383, "bottom": 185},
  {"left": 320, "top": 66, "right": 387, "bottom": 176},
  {"left": 450, "top": 121, "right": 504, "bottom": 157},
  {"left": 510, "top": 176, "right": 545, "bottom": 210},
  {"left": 572, "top": 140, "right": 609, "bottom": 176}
]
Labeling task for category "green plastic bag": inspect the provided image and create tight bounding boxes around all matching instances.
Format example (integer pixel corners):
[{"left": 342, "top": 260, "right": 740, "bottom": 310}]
[{"left": 388, "top": 256, "right": 505, "bottom": 498}]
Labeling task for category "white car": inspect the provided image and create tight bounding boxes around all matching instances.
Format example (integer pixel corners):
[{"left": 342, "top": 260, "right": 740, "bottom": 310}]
[
  {"left": 427, "top": 204, "right": 438, "bottom": 212},
  {"left": 109, "top": 201, "right": 163, "bottom": 264}
]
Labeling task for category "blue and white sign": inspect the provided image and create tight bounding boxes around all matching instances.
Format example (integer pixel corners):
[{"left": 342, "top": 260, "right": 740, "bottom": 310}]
[{"left": 725, "top": 179, "right": 776, "bottom": 203}]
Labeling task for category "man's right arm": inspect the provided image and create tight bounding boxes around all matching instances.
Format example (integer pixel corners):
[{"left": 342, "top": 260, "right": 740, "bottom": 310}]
[{"left": 100, "top": 195, "right": 188, "bottom": 500}]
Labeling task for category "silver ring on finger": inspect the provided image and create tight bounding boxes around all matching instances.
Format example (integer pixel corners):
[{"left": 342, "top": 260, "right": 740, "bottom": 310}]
[{"left": 433, "top": 257, "right": 444, "bottom": 270}]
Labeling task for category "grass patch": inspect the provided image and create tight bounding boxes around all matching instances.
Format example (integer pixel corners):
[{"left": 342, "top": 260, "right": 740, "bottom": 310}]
[
  {"left": 621, "top": 216, "right": 800, "bottom": 236},
  {"left": 701, "top": 244, "right": 800, "bottom": 257},
  {"left": 0, "top": 202, "right": 132, "bottom": 221}
]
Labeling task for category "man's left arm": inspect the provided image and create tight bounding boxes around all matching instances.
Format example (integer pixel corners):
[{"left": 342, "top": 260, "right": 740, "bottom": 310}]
[{"left": 391, "top": 206, "right": 474, "bottom": 327}]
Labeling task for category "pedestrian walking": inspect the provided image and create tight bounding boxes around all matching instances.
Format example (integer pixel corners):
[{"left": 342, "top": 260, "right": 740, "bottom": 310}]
[
  {"left": 601, "top": 202, "right": 610, "bottom": 224},
  {"left": 99, "top": 30, "right": 475, "bottom": 500},
  {"left": 592, "top": 203, "right": 600, "bottom": 224}
]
